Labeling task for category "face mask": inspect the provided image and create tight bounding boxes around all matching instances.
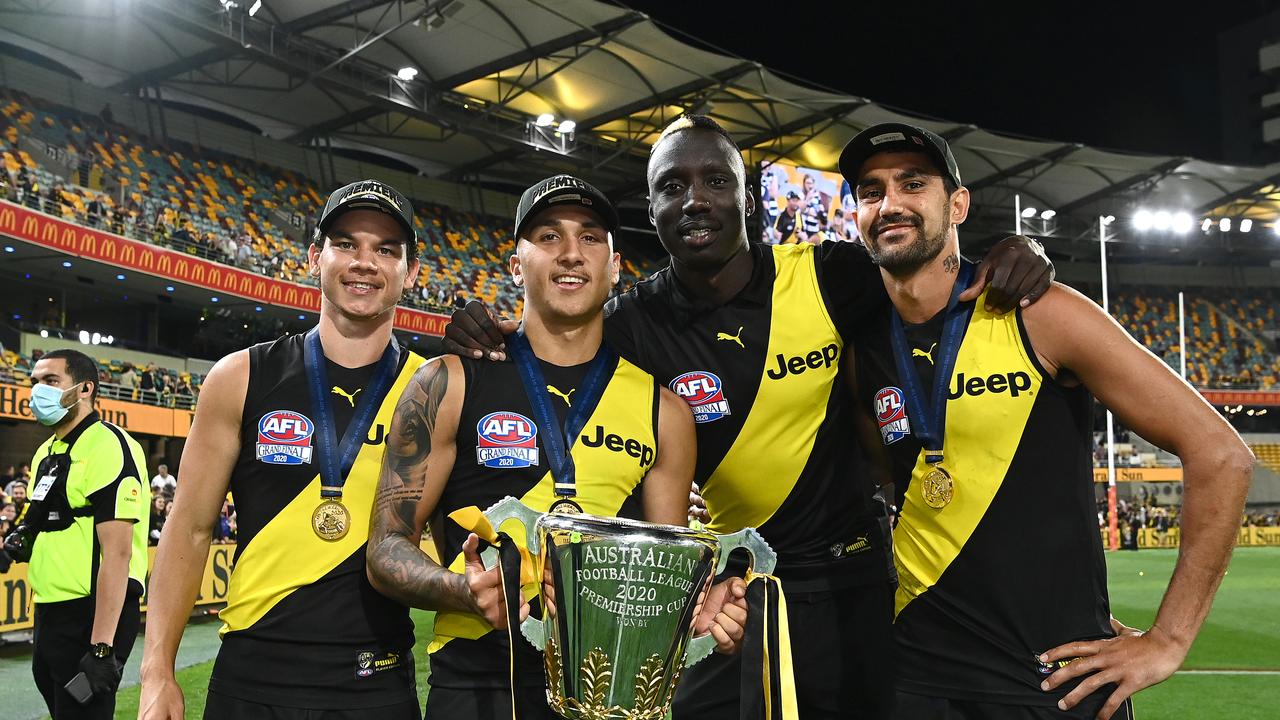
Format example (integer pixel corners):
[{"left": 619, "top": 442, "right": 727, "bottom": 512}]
[{"left": 29, "top": 382, "right": 82, "bottom": 426}]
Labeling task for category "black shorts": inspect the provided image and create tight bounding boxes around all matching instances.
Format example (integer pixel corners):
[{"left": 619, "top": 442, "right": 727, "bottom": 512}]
[
  {"left": 424, "top": 685, "right": 554, "bottom": 720},
  {"left": 204, "top": 690, "right": 422, "bottom": 720},
  {"left": 893, "top": 690, "right": 1136, "bottom": 720},
  {"left": 672, "top": 580, "right": 896, "bottom": 720}
]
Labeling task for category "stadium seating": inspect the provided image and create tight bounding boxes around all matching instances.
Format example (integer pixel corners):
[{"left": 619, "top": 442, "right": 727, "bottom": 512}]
[
  {"left": 1251, "top": 443, "right": 1280, "bottom": 475},
  {"left": 2, "top": 347, "right": 201, "bottom": 410},
  {"left": 0, "top": 92, "right": 656, "bottom": 317}
]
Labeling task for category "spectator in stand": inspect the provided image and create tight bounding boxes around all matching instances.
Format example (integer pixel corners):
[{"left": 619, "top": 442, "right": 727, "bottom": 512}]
[
  {"left": 151, "top": 464, "right": 177, "bottom": 496},
  {"left": 773, "top": 190, "right": 802, "bottom": 243},
  {"left": 139, "top": 362, "right": 157, "bottom": 404},
  {"left": 436, "top": 287, "right": 447, "bottom": 307},
  {"left": 212, "top": 500, "right": 236, "bottom": 544},
  {"left": 452, "top": 288, "right": 467, "bottom": 309},
  {"left": 119, "top": 363, "right": 138, "bottom": 400},
  {"left": 10, "top": 481, "right": 28, "bottom": 523},
  {"left": 17, "top": 463, "right": 30, "bottom": 483},
  {"left": 86, "top": 195, "right": 105, "bottom": 228},
  {"left": 148, "top": 495, "right": 168, "bottom": 546},
  {"left": 175, "top": 373, "right": 195, "bottom": 401},
  {"left": 235, "top": 237, "right": 253, "bottom": 268},
  {"left": 99, "top": 103, "right": 114, "bottom": 126}
]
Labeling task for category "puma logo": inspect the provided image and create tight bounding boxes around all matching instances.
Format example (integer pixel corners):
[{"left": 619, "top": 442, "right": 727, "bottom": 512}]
[
  {"left": 331, "top": 386, "right": 361, "bottom": 407},
  {"left": 912, "top": 343, "right": 937, "bottom": 365},
  {"left": 716, "top": 326, "right": 744, "bottom": 349},
  {"left": 547, "top": 385, "right": 575, "bottom": 407}
]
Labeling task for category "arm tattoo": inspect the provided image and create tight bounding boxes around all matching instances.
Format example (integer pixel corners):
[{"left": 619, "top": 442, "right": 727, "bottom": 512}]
[
  {"left": 367, "top": 361, "right": 476, "bottom": 613},
  {"left": 943, "top": 254, "right": 959, "bottom": 274}
]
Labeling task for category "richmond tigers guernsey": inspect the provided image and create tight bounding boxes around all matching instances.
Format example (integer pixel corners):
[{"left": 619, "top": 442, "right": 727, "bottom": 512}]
[
  {"left": 208, "top": 333, "right": 426, "bottom": 709},
  {"left": 427, "top": 353, "right": 659, "bottom": 689},
  {"left": 604, "top": 241, "right": 891, "bottom": 587},
  {"left": 854, "top": 290, "right": 1114, "bottom": 706}
]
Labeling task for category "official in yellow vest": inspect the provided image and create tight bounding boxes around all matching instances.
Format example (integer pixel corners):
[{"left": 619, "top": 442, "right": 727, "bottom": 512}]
[
  {"left": 138, "top": 180, "right": 428, "bottom": 720},
  {"left": 8, "top": 348, "right": 149, "bottom": 720}
]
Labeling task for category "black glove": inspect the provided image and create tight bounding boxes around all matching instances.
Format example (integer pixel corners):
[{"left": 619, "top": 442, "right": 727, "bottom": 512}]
[
  {"left": 3, "top": 525, "right": 32, "bottom": 563},
  {"left": 78, "top": 649, "right": 124, "bottom": 697}
]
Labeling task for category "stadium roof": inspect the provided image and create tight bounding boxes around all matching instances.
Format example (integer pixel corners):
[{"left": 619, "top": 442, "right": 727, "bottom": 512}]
[{"left": 2, "top": 0, "right": 1278, "bottom": 260}]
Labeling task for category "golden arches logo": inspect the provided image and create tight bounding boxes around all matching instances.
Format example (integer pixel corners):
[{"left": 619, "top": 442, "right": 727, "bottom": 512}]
[
  {"left": 120, "top": 243, "right": 136, "bottom": 265},
  {"left": 79, "top": 232, "right": 97, "bottom": 255},
  {"left": 22, "top": 216, "right": 38, "bottom": 237},
  {"left": 101, "top": 237, "right": 117, "bottom": 257},
  {"left": 139, "top": 249, "right": 154, "bottom": 270},
  {"left": 0, "top": 207, "right": 15, "bottom": 231}
]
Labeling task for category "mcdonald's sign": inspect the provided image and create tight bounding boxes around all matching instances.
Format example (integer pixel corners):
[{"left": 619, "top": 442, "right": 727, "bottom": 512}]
[{"left": 0, "top": 206, "right": 16, "bottom": 231}]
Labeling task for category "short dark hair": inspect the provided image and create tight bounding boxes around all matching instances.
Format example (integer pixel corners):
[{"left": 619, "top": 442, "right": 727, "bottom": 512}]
[
  {"left": 651, "top": 114, "right": 737, "bottom": 155},
  {"left": 41, "top": 348, "right": 99, "bottom": 402}
]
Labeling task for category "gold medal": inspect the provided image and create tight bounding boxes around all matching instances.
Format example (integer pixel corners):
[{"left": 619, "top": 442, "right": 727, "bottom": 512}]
[
  {"left": 312, "top": 498, "right": 351, "bottom": 540},
  {"left": 921, "top": 466, "right": 954, "bottom": 509},
  {"left": 549, "top": 498, "right": 583, "bottom": 515}
]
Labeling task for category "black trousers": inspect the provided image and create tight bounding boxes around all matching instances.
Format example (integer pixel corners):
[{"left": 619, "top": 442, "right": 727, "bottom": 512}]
[
  {"left": 205, "top": 690, "right": 423, "bottom": 720},
  {"left": 672, "top": 580, "right": 896, "bottom": 720},
  {"left": 32, "top": 586, "right": 141, "bottom": 720},
  {"left": 424, "top": 685, "right": 553, "bottom": 720},
  {"left": 893, "top": 690, "right": 1136, "bottom": 720}
]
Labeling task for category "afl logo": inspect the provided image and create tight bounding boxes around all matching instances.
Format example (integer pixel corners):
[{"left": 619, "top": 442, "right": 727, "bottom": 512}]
[
  {"left": 874, "top": 387, "right": 910, "bottom": 445},
  {"left": 670, "top": 371, "right": 731, "bottom": 424},
  {"left": 256, "top": 411, "right": 315, "bottom": 465},
  {"left": 476, "top": 411, "right": 540, "bottom": 469}
]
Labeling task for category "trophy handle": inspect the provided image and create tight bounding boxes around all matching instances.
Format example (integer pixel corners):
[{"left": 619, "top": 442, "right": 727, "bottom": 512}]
[
  {"left": 685, "top": 527, "right": 777, "bottom": 667},
  {"left": 479, "top": 497, "right": 546, "bottom": 651}
]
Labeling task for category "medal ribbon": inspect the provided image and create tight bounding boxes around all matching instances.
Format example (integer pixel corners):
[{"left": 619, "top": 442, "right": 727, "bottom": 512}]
[
  {"left": 506, "top": 329, "right": 617, "bottom": 499},
  {"left": 303, "top": 327, "right": 401, "bottom": 497},
  {"left": 888, "top": 260, "right": 975, "bottom": 465}
]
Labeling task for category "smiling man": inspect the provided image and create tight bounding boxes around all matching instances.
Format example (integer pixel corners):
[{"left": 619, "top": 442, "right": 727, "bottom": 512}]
[
  {"left": 842, "top": 123, "right": 1253, "bottom": 720},
  {"left": 365, "top": 175, "right": 745, "bottom": 719},
  {"left": 138, "top": 180, "right": 428, "bottom": 720}
]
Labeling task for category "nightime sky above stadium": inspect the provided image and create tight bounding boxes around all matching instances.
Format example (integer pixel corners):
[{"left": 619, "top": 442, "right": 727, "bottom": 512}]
[{"left": 622, "top": 0, "right": 1271, "bottom": 162}]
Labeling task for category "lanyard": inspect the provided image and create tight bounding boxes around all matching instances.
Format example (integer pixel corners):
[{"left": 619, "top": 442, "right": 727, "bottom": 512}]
[
  {"left": 888, "top": 260, "right": 975, "bottom": 465},
  {"left": 303, "top": 327, "right": 400, "bottom": 497},
  {"left": 506, "top": 329, "right": 616, "bottom": 498}
]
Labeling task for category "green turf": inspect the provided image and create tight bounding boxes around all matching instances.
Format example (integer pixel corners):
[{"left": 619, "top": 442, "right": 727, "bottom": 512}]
[{"left": 111, "top": 551, "right": 1280, "bottom": 719}]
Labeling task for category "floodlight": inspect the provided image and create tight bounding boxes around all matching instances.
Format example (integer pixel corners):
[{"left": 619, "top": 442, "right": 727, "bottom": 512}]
[
  {"left": 536, "top": 113, "right": 555, "bottom": 127},
  {"left": 1133, "top": 209, "right": 1153, "bottom": 231},
  {"left": 249, "top": 0, "right": 262, "bottom": 16},
  {"left": 1021, "top": 207, "right": 1037, "bottom": 218},
  {"left": 79, "top": 330, "right": 90, "bottom": 344},
  {"left": 1240, "top": 218, "right": 1252, "bottom": 233},
  {"left": 558, "top": 120, "right": 576, "bottom": 134},
  {"left": 1171, "top": 213, "right": 1192, "bottom": 234},
  {"left": 1274, "top": 223, "right": 1280, "bottom": 237},
  {"left": 396, "top": 67, "right": 418, "bottom": 81},
  {"left": 1101, "top": 215, "right": 1115, "bottom": 225},
  {"left": 1201, "top": 218, "right": 1212, "bottom": 232},
  {"left": 1153, "top": 211, "right": 1171, "bottom": 231},
  {"left": 91, "top": 332, "right": 101, "bottom": 345},
  {"left": 1040, "top": 209, "right": 1056, "bottom": 220},
  {"left": 1219, "top": 218, "right": 1231, "bottom": 232}
]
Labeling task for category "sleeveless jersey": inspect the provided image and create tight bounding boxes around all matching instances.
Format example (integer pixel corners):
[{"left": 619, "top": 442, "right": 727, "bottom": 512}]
[
  {"left": 427, "top": 353, "right": 659, "bottom": 689},
  {"left": 604, "top": 242, "right": 890, "bottom": 588},
  {"left": 854, "top": 292, "right": 1112, "bottom": 706},
  {"left": 208, "top": 333, "right": 426, "bottom": 709}
]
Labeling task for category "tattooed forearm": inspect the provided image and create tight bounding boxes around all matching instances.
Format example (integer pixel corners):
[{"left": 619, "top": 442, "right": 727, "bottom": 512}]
[{"left": 367, "top": 360, "right": 476, "bottom": 613}]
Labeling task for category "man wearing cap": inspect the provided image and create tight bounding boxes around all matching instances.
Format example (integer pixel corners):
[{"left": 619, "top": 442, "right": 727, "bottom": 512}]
[
  {"left": 139, "top": 180, "right": 429, "bottom": 720},
  {"left": 841, "top": 123, "right": 1252, "bottom": 719},
  {"left": 442, "top": 115, "right": 1054, "bottom": 719},
  {"left": 773, "top": 190, "right": 803, "bottom": 244},
  {"left": 365, "top": 174, "right": 746, "bottom": 719}
]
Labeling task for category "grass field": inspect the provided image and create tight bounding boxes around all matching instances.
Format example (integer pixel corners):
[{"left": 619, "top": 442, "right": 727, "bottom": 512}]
[{"left": 111, "top": 547, "right": 1280, "bottom": 719}]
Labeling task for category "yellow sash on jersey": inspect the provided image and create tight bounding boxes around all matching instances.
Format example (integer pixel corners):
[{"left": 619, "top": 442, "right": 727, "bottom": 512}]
[
  {"left": 705, "top": 243, "right": 842, "bottom": 534},
  {"left": 429, "top": 358, "right": 657, "bottom": 652},
  {"left": 894, "top": 292, "right": 1041, "bottom": 616},
  {"left": 219, "top": 353, "right": 427, "bottom": 636}
]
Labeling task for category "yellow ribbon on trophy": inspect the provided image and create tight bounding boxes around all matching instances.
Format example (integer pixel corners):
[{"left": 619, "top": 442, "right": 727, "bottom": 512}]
[
  {"left": 447, "top": 505, "right": 542, "bottom": 586},
  {"left": 744, "top": 571, "right": 799, "bottom": 720}
]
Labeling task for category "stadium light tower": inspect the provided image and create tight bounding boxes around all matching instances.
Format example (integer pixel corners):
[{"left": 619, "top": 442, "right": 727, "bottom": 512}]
[{"left": 1099, "top": 214, "right": 1119, "bottom": 552}]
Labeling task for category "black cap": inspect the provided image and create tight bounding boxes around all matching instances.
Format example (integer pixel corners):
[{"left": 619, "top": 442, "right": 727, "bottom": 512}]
[
  {"left": 514, "top": 175, "right": 619, "bottom": 239},
  {"left": 786, "top": 190, "right": 801, "bottom": 200},
  {"left": 838, "top": 123, "right": 962, "bottom": 189},
  {"left": 316, "top": 179, "right": 416, "bottom": 244}
]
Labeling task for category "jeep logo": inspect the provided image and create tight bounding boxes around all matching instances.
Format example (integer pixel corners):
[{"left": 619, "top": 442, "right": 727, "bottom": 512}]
[
  {"left": 580, "top": 425, "right": 655, "bottom": 468},
  {"left": 948, "top": 371, "right": 1033, "bottom": 399},
  {"left": 766, "top": 343, "right": 839, "bottom": 380}
]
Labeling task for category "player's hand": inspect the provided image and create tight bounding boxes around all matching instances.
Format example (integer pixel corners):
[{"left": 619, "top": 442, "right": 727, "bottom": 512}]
[
  {"left": 137, "top": 675, "right": 185, "bottom": 720},
  {"left": 959, "top": 235, "right": 1053, "bottom": 312},
  {"left": 694, "top": 577, "right": 748, "bottom": 655},
  {"left": 1039, "top": 616, "right": 1187, "bottom": 719},
  {"left": 541, "top": 561, "right": 558, "bottom": 619},
  {"left": 688, "top": 482, "right": 710, "bottom": 525},
  {"left": 462, "top": 532, "right": 529, "bottom": 629},
  {"left": 442, "top": 300, "right": 518, "bottom": 361}
]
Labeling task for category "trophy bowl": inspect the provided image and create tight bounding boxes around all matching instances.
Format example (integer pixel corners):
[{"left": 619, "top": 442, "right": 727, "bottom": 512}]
[{"left": 483, "top": 497, "right": 775, "bottom": 720}]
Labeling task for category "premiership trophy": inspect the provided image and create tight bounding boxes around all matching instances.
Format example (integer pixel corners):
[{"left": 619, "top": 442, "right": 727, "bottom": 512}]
[{"left": 484, "top": 497, "right": 775, "bottom": 720}]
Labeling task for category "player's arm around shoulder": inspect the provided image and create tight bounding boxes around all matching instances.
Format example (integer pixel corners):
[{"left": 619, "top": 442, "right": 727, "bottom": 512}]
[
  {"left": 642, "top": 386, "right": 696, "bottom": 527},
  {"left": 139, "top": 349, "right": 248, "bottom": 720},
  {"left": 366, "top": 355, "right": 474, "bottom": 611},
  {"left": 1023, "top": 283, "right": 1254, "bottom": 718}
]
